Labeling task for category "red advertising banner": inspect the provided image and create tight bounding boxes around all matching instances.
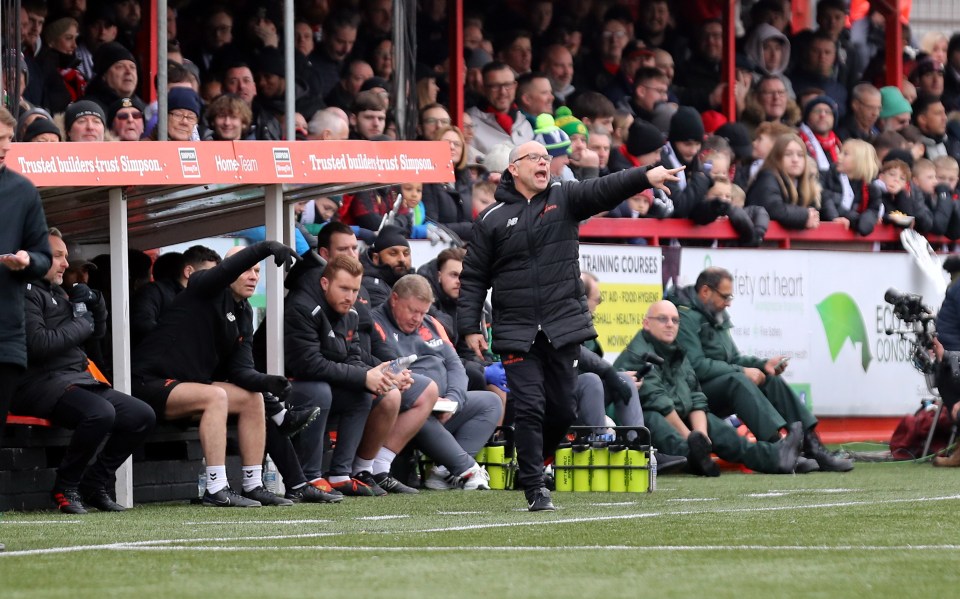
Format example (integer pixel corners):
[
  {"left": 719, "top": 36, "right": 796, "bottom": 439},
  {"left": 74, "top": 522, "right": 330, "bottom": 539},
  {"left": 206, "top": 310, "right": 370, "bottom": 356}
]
[{"left": 6, "top": 140, "right": 455, "bottom": 187}]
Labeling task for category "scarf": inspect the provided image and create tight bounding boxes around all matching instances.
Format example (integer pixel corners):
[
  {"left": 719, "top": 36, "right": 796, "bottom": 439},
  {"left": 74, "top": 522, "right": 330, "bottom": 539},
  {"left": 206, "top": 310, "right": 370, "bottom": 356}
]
[
  {"left": 618, "top": 145, "right": 641, "bottom": 168},
  {"left": 483, "top": 104, "right": 516, "bottom": 136},
  {"left": 839, "top": 173, "right": 855, "bottom": 211},
  {"left": 798, "top": 123, "right": 840, "bottom": 171},
  {"left": 662, "top": 143, "right": 688, "bottom": 190}
]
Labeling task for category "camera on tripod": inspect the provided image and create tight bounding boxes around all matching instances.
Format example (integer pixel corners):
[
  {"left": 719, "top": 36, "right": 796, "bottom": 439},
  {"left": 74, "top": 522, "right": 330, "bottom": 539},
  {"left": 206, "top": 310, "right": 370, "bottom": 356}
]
[{"left": 884, "top": 287, "right": 937, "bottom": 374}]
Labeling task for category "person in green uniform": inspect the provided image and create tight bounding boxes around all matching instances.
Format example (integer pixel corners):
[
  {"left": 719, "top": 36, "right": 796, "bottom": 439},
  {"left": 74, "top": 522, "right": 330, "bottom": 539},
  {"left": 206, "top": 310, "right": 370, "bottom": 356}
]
[
  {"left": 668, "top": 267, "right": 853, "bottom": 472},
  {"left": 613, "top": 300, "right": 803, "bottom": 476}
]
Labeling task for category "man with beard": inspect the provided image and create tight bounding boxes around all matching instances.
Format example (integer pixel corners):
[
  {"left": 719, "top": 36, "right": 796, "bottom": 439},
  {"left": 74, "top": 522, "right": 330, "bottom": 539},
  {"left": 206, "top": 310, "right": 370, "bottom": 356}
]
[
  {"left": 361, "top": 225, "right": 413, "bottom": 309},
  {"left": 667, "top": 267, "right": 853, "bottom": 472}
]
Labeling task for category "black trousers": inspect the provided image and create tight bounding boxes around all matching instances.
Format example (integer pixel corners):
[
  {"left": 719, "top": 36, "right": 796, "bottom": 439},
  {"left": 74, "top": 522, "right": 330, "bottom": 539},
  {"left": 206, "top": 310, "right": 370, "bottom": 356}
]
[
  {"left": 502, "top": 333, "right": 579, "bottom": 491},
  {"left": 0, "top": 363, "right": 23, "bottom": 451},
  {"left": 49, "top": 386, "right": 156, "bottom": 492}
]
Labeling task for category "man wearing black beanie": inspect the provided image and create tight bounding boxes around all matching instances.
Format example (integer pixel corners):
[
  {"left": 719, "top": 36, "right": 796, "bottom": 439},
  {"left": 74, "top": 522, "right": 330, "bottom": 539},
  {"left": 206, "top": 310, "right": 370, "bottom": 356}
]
[
  {"left": 83, "top": 41, "right": 140, "bottom": 110},
  {"left": 361, "top": 225, "right": 413, "bottom": 308},
  {"left": 660, "top": 106, "right": 724, "bottom": 224}
]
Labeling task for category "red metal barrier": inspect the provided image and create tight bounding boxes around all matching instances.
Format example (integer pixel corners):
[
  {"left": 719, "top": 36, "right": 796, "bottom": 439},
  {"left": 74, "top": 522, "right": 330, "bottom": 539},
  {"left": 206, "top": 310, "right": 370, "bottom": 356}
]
[{"left": 579, "top": 218, "right": 953, "bottom": 249}]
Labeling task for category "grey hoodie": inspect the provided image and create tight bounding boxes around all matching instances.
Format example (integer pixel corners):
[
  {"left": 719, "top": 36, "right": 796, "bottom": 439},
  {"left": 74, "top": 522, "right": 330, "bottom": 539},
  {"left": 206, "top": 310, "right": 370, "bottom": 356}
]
[
  {"left": 745, "top": 23, "right": 791, "bottom": 77},
  {"left": 371, "top": 303, "right": 469, "bottom": 405}
]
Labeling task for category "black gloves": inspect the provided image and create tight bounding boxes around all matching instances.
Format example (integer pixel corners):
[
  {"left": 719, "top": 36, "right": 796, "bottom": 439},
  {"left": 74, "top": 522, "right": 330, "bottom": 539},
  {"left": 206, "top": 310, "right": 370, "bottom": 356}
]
[
  {"left": 68, "top": 283, "right": 98, "bottom": 306},
  {"left": 262, "top": 241, "right": 297, "bottom": 268},
  {"left": 603, "top": 369, "right": 633, "bottom": 405},
  {"left": 264, "top": 375, "right": 292, "bottom": 401}
]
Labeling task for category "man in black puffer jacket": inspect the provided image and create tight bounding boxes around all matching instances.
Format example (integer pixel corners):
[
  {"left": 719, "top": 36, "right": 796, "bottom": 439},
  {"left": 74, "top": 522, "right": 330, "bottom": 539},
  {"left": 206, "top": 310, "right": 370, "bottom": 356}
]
[
  {"left": 16, "top": 229, "right": 155, "bottom": 514},
  {"left": 458, "top": 139, "right": 683, "bottom": 511}
]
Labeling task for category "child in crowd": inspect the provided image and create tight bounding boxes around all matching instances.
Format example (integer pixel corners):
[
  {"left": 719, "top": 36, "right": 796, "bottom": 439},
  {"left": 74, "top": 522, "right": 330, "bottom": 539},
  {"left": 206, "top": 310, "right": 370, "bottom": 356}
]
[
  {"left": 878, "top": 159, "right": 933, "bottom": 232},
  {"left": 750, "top": 121, "right": 795, "bottom": 183},
  {"left": 935, "top": 155, "right": 960, "bottom": 193},
  {"left": 394, "top": 182, "right": 428, "bottom": 238},
  {"left": 912, "top": 159, "right": 957, "bottom": 238},
  {"left": 472, "top": 180, "right": 497, "bottom": 216},
  {"left": 822, "top": 139, "right": 882, "bottom": 235},
  {"left": 611, "top": 109, "right": 633, "bottom": 152}
]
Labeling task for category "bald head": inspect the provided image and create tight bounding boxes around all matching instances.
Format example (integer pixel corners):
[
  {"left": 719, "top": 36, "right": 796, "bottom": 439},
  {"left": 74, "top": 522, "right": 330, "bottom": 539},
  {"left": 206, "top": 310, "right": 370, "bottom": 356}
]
[
  {"left": 643, "top": 300, "right": 679, "bottom": 343},
  {"left": 507, "top": 141, "right": 552, "bottom": 198}
]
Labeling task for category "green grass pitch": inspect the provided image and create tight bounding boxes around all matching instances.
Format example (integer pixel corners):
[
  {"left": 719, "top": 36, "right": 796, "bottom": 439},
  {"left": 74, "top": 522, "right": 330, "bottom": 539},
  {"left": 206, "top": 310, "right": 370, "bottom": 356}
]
[{"left": 2, "top": 462, "right": 959, "bottom": 598}]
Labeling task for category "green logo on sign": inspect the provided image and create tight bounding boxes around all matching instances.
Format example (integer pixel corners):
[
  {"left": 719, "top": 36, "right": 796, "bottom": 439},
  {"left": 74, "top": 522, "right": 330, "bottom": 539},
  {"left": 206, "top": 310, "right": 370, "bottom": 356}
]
[{"left": 816, "top": 292, "right": 872, "bottom": 372}]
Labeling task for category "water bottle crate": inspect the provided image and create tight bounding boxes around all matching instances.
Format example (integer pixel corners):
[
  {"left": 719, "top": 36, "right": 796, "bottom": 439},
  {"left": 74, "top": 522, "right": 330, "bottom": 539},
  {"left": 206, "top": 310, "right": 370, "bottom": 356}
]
[{"left": 553, "top": 426, "right": 656, "bottom": 493}]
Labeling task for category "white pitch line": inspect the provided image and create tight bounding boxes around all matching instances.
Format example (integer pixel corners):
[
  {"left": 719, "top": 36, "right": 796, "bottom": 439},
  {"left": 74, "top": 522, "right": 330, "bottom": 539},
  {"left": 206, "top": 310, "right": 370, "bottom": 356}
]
[
  {"left": 666, "top": 498, "right": 718, "bottom": 503},
  {"left": 183, "top": 519, "right": 333, "bottom": 525},
  {"left": 436, "top": 511, "right": 486, "bottom": 515},
  {"left": 3, "top": 493, "right": 959, "bottom": 558},
  {"left": 749, "top": 492, "right": 788, "bottom": 498},
  {"left": 0, "top": 520, "right": 85, "bottom": 525},
  {"left": 589, "top": 502, "right": 638, "bottom": 507},
  {"left": 95, "top": 544, "right": 960, "bottom": 553},
  {"left": 355, "top": 515, "right": 410, "bottom": 521}
]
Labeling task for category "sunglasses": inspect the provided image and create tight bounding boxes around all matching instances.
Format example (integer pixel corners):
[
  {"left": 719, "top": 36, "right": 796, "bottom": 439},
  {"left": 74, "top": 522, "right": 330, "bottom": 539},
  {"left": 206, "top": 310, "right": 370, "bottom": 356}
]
[{"left": 115, "top": 111, "right": 143, "bottom": 121}]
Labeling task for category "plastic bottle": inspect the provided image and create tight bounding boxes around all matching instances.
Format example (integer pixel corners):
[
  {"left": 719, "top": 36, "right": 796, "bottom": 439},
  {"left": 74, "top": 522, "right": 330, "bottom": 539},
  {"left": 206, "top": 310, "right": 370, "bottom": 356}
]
[
  {"left": 264, "top": 455, "right": 279, "bottom": 494},
  {"left": 197, "top": 458, "right": 207, "bottom": 498},
  {"left": 387, "top": 354, "right": 418, "bottom": 375},
  {"left": 649, "top": 448, "right": 658, "bottom": 492},
  {"left": 555, "top": 445, "right": 574, "bottom": 491}
]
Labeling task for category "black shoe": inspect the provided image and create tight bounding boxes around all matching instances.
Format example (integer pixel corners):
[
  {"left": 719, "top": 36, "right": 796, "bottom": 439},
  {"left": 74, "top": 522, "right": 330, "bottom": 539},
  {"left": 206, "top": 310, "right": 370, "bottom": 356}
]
[
  {"left": 525, "top": 487, "right": 556, "bottom": 512},
  {"left": 794, "top": 456, "right": 820, "bottom": 474},
  {"left": 352, "top": 471, "right": 388, "bottom": 496},
  {"left": 82, "top": 489, "right": 126, "bottom": 512},
  {"left": 373, "top": 472, "right": 420, "bottom": 494},
  {"left": 285, "top": 484, "right": 343, "bottom": 503},
  {"left": 278, "top": 406, "right": 323, "bottom": 437},
  {"left": 804, "top": 430, "right": 854, "bottom": 472},
  {"left": 777, "top": 422, "right": 804, "bottom": 473},
  {"left": 52, "top": 488, "right": 88, "bottom": 514},
  {"left": 687, "top": 432, "right": 720, "bottom": 477},
  {"left": 202, "top": 486, "right": 262, "bottom": 507},
  {"left": 242, "top": 486, "right": 294, "bottom": 506},
  {"left": 656, "top": 453, "right": 688, "bottom": 473}
]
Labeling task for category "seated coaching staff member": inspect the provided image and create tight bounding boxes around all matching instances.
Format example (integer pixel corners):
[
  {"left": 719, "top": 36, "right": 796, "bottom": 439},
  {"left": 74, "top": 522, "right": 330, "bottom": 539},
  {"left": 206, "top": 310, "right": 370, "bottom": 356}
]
[{"left": 132, "top": 241, "right": 297, "bottom": 508}]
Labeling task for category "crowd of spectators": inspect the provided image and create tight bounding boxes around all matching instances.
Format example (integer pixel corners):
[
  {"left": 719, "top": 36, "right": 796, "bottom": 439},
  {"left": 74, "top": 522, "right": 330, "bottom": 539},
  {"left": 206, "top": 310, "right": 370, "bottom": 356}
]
[{"left": 10, "top": 1, "right": 960, "bottom": 243}]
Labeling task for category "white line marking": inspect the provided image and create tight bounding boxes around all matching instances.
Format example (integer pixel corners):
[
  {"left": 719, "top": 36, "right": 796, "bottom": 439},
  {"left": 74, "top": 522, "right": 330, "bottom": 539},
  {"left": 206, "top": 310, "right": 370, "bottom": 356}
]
[
  {"left": 589, "top": 502, "right": 637, "bottom": 507},
  {"left": 0, "top": 520, "right": 85, "bottom": 525},
  {"left": 92, "top": 544, "right": 960, "bottom": 553},
  {"left": 355, "top": 515, "right": 409, "bottom": 521},
  {"left": 3, "top": 494, "right": 958, "bottom": 558},
  {"left": 666, "top": 498, "right": 718, "bottom": 503},
  {"left": 436, "top": 511, "right": 486, "bottom": 515},
  {"left": 183, "top": 519, "right": 332, "bottom": 525},
  {"left": 749, "top": 492, "right": 787, "bottom": 498}
]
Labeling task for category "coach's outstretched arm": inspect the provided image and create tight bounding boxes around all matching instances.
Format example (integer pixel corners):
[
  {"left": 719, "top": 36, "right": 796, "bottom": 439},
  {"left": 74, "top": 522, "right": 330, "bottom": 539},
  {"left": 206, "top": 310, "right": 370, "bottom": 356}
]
[
  {"left": 565, "top": 165, "right": 684, "bottom": 222},
  {"left": 188, "top": 241, "right": 296, "bottom": 297}
]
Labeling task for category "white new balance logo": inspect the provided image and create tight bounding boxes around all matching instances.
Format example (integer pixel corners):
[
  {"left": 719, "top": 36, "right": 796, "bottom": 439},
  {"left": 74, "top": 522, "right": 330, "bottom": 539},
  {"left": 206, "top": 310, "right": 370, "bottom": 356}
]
[{"left": 506, "top": 217, "right": 518, "bottom": 227}]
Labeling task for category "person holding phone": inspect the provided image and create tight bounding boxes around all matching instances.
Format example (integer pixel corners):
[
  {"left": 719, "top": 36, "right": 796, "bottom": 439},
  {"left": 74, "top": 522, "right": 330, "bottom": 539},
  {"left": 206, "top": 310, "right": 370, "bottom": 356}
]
[{"left": 667, "top": 266, "right": 853, "bottom": 472}]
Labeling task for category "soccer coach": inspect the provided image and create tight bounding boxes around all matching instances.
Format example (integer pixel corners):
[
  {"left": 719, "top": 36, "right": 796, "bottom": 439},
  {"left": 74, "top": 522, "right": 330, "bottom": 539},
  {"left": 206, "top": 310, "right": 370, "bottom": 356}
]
[{"left": 458, "top": 139, "right": 682, "bottom": 511}]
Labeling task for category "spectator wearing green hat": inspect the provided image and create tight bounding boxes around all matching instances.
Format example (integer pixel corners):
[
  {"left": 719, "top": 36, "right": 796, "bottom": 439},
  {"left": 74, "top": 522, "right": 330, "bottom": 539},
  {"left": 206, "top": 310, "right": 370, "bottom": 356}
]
[
  {"left": 533, "top": 113, "right": 571, "bottom": 180},
  {"left": 879, "top": 86, "right": 913, "bottom": 133},
  {"left": 555, "top": 107, "right": 599, "bottom": 181}
]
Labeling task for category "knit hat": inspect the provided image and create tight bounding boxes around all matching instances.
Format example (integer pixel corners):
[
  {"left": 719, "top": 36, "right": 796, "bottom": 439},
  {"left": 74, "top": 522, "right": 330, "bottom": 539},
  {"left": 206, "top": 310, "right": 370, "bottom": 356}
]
[
  {"left": 361, "top": 76, "right": 390, "bottom": 92},
  {"left": 880, "top": 86, "right": 912, "bottom": 119},
  {"left": 910, "top": 56, "right": 945, "bottom": 84},
  {"left": 23, "top": 118, "right": 63, "bottom": 142},
  {"left": 168, "top": 87, "right": 202, "bottom": 116},
  {"left": 465, "top": 48, "right": 493, "bottom": 70},
  {"left": 533, "top": 114, "right": 572, "bottom": 157},
  {"left": 372, "top": 225, "right": 410, "bottom": 253},
  {"left": 107, "top": 96, "right": 145, "bottom": 127},
  {"left": 554, "top": 106, "right": 588, "bottom": 141},
  {"left": 256, "top": 47, "right": 286, "bottom": 78},
  {"left": 93, "top": 42, "right": 136, "bottom": 76},
  {"left": 64, "top": 100, "right": 107, "bottom": 132},
  {"left": 668, "top": 106, "right": 705, "bottom": 143},
  {"left": 626, "top": 120, "right": 665, "bottom": 157},
  {"left": 16, "top": 107, "right": 53, "bottom": 140},
  {"left": 714, "top": 122, "right": 752, "bottom": 160},
  {"left": 882, "top": 148, "right": 914, "bottom": 170},
  {"left": 700, "top": 110, "right": 727, "bottom": 134},
  {"left": 802, "top": 95, "right": 838, "bottom": 124}
]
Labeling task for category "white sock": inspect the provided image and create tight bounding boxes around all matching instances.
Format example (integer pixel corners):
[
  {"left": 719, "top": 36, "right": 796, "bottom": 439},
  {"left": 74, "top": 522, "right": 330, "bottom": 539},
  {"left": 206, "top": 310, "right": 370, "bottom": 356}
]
[
  {"left": 271, "top": 409, "right": 286, "bottom": 426},
  {"left": 206, "top": 465, "right": 228, "bottom": 494},
  {"left": 372, "top": 448, "right": 396, "bottom": 475},
  {"left": 328, "top": 475, "right": 350, "bottom": 483},
  {"left": 241, "top": 465, "right": 263, "bottom": 492},
  {"left": 352, "top": 457, "right": 374, "bottom": 475}
]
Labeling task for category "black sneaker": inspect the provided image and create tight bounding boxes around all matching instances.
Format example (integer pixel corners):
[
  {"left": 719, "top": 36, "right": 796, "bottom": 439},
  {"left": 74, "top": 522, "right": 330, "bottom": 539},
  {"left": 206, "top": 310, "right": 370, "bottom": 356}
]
[
  {"left": 202, "top": 486, "right": 262, "bottom": 507},
  {"left": 373, "top": 472, "right": 420, "bottom": 494},
  {"left": 242, "top": 486, "right": 294, "bottom": 506},
  {"left": 52, "top": 488, "right": 88, "bottom": 515},
  {"left": 525, "top": 487, "right": 556, "bottom": 512},
  {"left": 352, "top": 471, "right": 388, "bottom": 496},
  {"left": 82, "top": 489, "right": 126, "bottom": 512},
  {"left": 656, "top": 453, "right": 688, "bottom": 473},
  {"left": 278, "top": 406, "right": 323, "bottom": 437},
  {"left": 687, "top": 432, "right": 720, "bottom": 477},
  {"left": 285, "top": 484, "right": 343, "bottom": 503}
]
